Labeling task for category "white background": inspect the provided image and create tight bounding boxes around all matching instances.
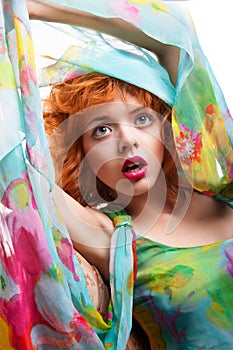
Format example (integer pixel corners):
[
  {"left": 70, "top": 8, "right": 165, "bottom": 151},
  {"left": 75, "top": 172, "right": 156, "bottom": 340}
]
[
  {"left": 187, "top": 0, "right": 232, "bottom": 113},
  {"left": 31, "top": 0, "right": 233, "bottom": 113}
]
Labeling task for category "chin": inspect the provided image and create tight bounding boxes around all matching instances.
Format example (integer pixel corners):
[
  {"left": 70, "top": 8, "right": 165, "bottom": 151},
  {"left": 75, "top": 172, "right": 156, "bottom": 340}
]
[
  {"left": 119, "top": 176, "right": 154, "bottom": 197},
  {"left": 132, "top": 181, "right": 152, "bottom": 196}
]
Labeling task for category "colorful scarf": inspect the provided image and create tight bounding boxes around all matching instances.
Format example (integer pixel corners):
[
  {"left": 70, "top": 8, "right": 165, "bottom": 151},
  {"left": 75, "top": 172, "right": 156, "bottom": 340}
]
[
  {"left": 0, "top": 1, "right": 232, "bottom": 350},
  {"left": 0, "top": 1, "right": 134, "bottom": 349},
  {"left": 39, "top": 0, "right": 233, "bottom": 206}
]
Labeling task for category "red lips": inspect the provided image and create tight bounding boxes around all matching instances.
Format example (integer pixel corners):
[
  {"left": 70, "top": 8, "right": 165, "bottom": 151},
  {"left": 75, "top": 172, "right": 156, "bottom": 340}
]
[{"left": 121, "top": 156, "right": 148, "bottom": 181}]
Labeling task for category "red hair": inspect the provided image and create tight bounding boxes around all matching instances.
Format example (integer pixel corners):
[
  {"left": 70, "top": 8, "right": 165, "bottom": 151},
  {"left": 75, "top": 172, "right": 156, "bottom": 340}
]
[{"left": 43, "top": 72, "right": 178, "bottom": 206}]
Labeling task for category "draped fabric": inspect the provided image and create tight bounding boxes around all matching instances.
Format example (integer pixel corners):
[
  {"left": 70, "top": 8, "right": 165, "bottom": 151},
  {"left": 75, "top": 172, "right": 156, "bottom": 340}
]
[
  {"left": 0, "top": 1, "right": 134, "bottom": 349},
  {"left": 104, "top": 212, "right": 233, "bottom": 350},
  {"left": 39, "top": 0, "right": 233, "bottom": 206},
  {"left": 0, "top": 1, "right": 233, "bottom": 349},
  {"left": 134, "top": 235, "right": 233, "bottom": 349}
]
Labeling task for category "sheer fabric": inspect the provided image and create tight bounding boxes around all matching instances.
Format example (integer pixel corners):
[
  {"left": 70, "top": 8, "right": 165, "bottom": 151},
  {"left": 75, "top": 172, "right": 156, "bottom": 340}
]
[
  {"left": 40, "top": 0, "right": 233, "bottom": 204},
  {"left": 0, "top": 1, "right": 233, "bottom": 349},
  {"left": 0, "top": 1, "right": 134, "bottom": 349}
]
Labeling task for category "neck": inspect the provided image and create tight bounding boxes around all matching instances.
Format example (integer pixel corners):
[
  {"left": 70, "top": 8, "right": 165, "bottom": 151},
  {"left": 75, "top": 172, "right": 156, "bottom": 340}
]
[
  {"left": 119, "top": 175, "right": 194, "bottom": 234},
  {"left": 125, "top": 184, "right": 167, "bottom": 219},
  {"left": 124, "top": 173, "right": 174, "bottom": 220},
  {"left": 184, "top": 190, "right": 230, "bottom": 221}
]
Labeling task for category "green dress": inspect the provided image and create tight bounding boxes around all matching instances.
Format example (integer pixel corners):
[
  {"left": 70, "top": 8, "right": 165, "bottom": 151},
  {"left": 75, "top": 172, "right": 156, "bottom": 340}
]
[
  {"left": 1, "top": 0, "right": 233, "bottom": 349},
  {"left": 111, "top": 212, "right": 233, "bottom": 350}
]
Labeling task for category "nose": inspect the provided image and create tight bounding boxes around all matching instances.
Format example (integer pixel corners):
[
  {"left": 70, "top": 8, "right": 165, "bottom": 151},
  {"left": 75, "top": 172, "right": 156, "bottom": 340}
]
[{"left": 118, "top": 126, "right": 139, "bottom": 153}]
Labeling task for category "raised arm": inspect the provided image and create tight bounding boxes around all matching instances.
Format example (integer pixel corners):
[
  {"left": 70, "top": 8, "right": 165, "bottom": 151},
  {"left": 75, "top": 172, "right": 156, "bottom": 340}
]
[{"left": 26, "top": 0, "right": 179, "bottom": 85}]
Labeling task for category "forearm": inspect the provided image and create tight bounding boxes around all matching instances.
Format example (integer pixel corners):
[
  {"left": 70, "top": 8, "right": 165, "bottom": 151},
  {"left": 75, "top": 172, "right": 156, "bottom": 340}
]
[
  {"left": 26, "top": 0, "right": 179, "bottom": 85},
  {"left": 27, "top": 0, "right": 94, "bottom": 25}
]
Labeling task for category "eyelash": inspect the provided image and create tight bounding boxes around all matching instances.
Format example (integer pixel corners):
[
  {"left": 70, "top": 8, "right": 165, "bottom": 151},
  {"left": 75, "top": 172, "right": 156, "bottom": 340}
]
[
  {"left": 91, "top": 125, "right": 112, "bottom": 138},
  {"left": 135, "top": 114, "right": 153, "bottom": 126},
  {"left": 91, "top": 114, "right": 154, "bottom": 138}
]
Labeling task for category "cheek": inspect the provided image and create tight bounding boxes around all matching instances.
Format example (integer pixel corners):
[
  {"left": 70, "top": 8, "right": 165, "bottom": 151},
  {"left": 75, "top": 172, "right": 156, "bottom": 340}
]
[
  {"left": 156, "top": 141, "right": 164, "bottom": 164},
  {"left": 150, "top": 144, "right": 164, "bottom": 180},
  {"left": 82, "top": 136, "right": 118, "bottom": 179},
  {"left": 85, "top": 155, "right": 120, "bottom": 190},
  {"left": 96, "top": 160, "right": 120, "bottom": 185},
  {"left": 144, "top": 138, "right": 164, "bottom": 165}
]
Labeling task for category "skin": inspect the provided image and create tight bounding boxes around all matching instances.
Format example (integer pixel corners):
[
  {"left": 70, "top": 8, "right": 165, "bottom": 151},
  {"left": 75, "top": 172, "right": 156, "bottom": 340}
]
[
  {"left": 82, "top": 96, "right": 164, "bottom": 200},
  {"left": 26, "top": 1, "right": 233, "bottom": 282},
  {"left": 26, "top": 0, "right": 180, "bottom": 86},
  {"left": 53, "top": 95, "right": 233, "bottom": 282},
  {"left": 52, "top": 95, "right": 166, "bottom": 281}
]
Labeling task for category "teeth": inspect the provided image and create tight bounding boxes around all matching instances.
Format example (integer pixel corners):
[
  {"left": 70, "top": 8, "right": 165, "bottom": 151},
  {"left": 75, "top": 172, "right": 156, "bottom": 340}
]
[
  {"left": 125, "top": 162, "right": 144, "bottom": 172},
  {"left": 128, "top": 164, "right": 138, "bottom": 169}
]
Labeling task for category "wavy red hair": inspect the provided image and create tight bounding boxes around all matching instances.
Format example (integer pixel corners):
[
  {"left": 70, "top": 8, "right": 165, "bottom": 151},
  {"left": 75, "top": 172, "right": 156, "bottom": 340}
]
[{"left": 43, "top": 72, "right": 178, "bottom": 206}]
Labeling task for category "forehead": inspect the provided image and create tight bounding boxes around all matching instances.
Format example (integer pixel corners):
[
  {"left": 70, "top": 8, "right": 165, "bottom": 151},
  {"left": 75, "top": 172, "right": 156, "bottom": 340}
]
[{"left": 79, "top": 95, "right": 145, "bottom": 126}]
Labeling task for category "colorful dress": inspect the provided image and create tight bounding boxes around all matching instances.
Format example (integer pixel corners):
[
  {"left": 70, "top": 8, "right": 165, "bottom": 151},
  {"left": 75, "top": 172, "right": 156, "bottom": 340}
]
[
  {"left": 1, "top": 0, "right": 233, "bottom": 349},
  {"left": 111, "top": 212, "right": 233, "bottom": 350}
]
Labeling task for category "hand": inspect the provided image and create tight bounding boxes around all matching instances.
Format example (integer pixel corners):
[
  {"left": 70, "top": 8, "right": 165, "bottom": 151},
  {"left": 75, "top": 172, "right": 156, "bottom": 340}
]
[{"left": 26, "top": 0, "right": 179, "bottom": 85}]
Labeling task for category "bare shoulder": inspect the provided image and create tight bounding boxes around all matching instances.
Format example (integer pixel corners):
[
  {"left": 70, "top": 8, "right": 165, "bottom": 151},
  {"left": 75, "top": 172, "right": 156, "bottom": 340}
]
[
  {"left": 53, "top": 185, "right": 115, "bottom": 280},
  {"left": 53, "top": 184, "right": 114, "bottom": 245},
  {"left": 224, "top": 204, "right": 233, "bottom": 228},
  {"left": 72, "top": 206, "right": 114, "bottom": 282},
  {"left": 85, "top": 206, "right": 114, "bottom": 229}
]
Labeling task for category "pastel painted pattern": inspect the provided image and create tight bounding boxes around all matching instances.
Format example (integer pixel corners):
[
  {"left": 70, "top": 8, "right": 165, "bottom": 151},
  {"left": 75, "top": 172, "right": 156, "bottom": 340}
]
[
  {"left": 1, "top": 0, "right": 233, "bottom": 349},
  {"left": 0, "top": 1, "right": 134, "bottom": 349},
  {"left": 134, "top": 236, "right": 233, "bottom": 349}
]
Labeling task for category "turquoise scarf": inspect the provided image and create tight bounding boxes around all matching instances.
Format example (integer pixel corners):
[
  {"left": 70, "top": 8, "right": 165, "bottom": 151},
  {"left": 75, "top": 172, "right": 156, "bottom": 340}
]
[{"left": 0, "top": 1, "right": 232, "bottom": 349}]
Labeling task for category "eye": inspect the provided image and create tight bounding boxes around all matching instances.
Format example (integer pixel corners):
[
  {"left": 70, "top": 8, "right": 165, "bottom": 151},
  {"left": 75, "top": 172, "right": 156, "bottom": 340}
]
[
  {"left": 135, "top": 114, "right": 153, "bottom": 127},
  {"left": 92, "top": 125, "right": 112, "bottom": 139}
]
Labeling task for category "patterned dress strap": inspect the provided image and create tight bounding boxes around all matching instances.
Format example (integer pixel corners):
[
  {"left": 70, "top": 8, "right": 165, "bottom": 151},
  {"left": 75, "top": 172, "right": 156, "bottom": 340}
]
[
  {"left": 107, "top": 209, "right": 132, "bottom": 228},
  {"left": 106, "top": 208, "right": 138, "bottom": 283}
]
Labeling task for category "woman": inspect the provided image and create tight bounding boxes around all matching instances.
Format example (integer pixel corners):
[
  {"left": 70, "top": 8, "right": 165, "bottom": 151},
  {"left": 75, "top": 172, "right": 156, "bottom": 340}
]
[
  {"left": 45, "top": 70, "right": 233, "bottom": 349},
  {"left": 0, "top": 0, "right": 232, "bottom": 349},
  {"left": 36, "top": 0, "right": 233, "bottom": 347}
]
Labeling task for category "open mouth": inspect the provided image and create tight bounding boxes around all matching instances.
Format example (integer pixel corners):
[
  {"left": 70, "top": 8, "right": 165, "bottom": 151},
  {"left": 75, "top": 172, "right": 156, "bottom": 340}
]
[{"left": 121, "top": 156, "right": 148, "bottom": 181}]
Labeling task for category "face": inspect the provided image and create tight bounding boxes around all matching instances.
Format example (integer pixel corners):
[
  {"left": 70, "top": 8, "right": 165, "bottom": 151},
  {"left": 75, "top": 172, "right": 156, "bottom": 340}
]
[{"left": 81, "top": 94, "right": 165, "bottom": 198}]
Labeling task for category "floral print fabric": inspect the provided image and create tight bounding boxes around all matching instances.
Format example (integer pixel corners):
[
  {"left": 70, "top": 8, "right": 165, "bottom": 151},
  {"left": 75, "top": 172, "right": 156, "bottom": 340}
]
[
  {"left": 40, "top": 0, "right": 233, "bottom": 206},
  {"left": 134, "top": 235, "right": 233, "bottom": 349},
  {"left": 106, "top": 211, "right": 233, "bottom": 349},
  {"left": 0, "top": 1, "right": 134, "bottom": 349},
  {"left": 1, "top": 0, "right": 233, "bottom": 349}
]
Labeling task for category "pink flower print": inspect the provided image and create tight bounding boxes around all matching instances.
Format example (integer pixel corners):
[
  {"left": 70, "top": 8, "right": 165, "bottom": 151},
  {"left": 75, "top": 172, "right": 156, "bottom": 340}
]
[
  {"left": 111, "top": 1, "right": 141, "bottom": 24},
  {"left": 32, "top": 274, "right": 100, "bottom": 348},
  {"left": 20, "top": 62, "right": 37, "bottom": 98},
  {"left": 26, "top": 146, "right": 48, "bottom": 173},
  {"left": 0, "top": 174, "right": 54, "bottom": 350},
  {"left": 32, "top": 310, "right": 99, "bottom": 348},
  {"left": 0, "top": 31, "right": 7, "bottom": 54},
  {"left": 224, "top": 243, "right": 233, "bottom": 279},
  {"left": 70, "top": 313, "right": 96, "bottom": 342},
  {"left": 56, "top": 237, "right": 80, "bottom": 282},
  {"left": 229, "top": 162, "right": 233, "bottom": 180},
  {"left": 176, "top": 124, "right": 202, "bottom": 165}
]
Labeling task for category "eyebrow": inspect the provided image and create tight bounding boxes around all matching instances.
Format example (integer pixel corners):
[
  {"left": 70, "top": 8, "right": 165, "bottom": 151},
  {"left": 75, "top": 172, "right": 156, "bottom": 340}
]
[
  {"left": 129, "top": 106, "right": 148, "bottom": 115},
  {"left": 86, "top": 116, "right": 112, "bottom": 129}
]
